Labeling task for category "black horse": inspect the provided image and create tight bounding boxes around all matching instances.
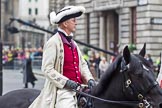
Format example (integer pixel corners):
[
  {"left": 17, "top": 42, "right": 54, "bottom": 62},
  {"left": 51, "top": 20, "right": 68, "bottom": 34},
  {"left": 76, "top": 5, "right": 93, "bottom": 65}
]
[
  {"left": 0, "top": 89, "right": 40, "bottom": 108},
  {"left": 90, "top": 44, "right": 162, "bottom": 108},
  {"left": 1, "top": 44, "right": 162, "bottom": 108}
]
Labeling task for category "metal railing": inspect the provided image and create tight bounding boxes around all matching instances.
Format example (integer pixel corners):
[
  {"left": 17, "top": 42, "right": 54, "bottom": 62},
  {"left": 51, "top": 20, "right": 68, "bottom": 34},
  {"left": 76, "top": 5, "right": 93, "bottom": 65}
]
[
  {"left": 3, "top": 57, "right": 42, "bottom": 70},
  {"left": 31, "top": 57, "right": 42, "bottom": 69}
]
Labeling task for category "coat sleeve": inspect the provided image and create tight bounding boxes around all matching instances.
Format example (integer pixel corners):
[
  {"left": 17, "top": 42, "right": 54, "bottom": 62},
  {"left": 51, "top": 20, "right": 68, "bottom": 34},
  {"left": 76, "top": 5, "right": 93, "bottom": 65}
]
[{"left": 41, "top": 38, "right": 68, "bottom": 89}]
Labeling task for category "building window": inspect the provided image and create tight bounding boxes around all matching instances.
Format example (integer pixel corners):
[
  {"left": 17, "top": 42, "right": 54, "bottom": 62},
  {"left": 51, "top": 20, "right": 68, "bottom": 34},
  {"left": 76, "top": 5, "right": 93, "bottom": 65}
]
[
  {"left": 35, "top": 8, "right": 38, "bottom": 15},
  {"left": 29, "top": 8, "right": 32, "bottom": 15},
  {"left": 130, "top": 7, "right": 137, "bottom": 44}
]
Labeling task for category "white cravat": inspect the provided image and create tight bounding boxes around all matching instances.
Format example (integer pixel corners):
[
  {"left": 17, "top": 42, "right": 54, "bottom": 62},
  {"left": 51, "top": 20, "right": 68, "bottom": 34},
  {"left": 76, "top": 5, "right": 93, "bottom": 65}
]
[{"left": 58, "top": 28, "right": 73, "bottom": 37}]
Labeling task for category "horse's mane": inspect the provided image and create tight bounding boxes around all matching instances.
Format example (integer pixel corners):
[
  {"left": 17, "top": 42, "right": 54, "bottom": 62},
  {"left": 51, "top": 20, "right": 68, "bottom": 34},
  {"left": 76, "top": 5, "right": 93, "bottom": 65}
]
[{"left": 93, "top": 55, "right": 122, "bottom": 96}]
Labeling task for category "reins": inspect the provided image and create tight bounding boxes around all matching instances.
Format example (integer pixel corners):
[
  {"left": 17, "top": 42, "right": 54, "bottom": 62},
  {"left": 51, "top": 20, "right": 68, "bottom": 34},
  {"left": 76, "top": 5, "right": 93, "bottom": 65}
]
[
  {"left": 73, "top": 89, "right": 143, "bottom": 107},
  {"left": 74, "top": 55, "right": 158, "bottom": 108}
]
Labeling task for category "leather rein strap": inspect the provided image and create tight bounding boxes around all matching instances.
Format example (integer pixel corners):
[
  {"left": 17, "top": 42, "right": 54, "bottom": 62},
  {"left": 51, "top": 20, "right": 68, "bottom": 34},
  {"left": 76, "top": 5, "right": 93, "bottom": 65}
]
[{"left": 73, "top": 89, "right": 141, "bottom": 107}]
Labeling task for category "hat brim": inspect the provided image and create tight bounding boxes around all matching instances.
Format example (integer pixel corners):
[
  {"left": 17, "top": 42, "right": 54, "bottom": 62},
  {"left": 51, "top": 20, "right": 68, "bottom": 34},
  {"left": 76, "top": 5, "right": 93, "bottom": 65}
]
[{"left": 58, "top": 12, "right": 82, "bottom": 23}]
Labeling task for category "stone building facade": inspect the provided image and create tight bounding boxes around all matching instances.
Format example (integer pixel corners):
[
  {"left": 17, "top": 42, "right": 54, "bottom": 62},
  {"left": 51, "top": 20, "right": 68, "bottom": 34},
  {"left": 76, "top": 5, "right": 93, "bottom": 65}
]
[
  {"left": 1, "top": 0, "right": 5, "bottom": 41},
  {"left": 1, "top": 0, "right": 50, "bottom": 50},
  {"left": 49, "top": 0, "right": 162, "bottom": 61},
  {"left": 1, "top": 0, "right": 19, "bottom": 49},
  {"left": 18, "top": 0, "right": 50, "bottom": 49}
]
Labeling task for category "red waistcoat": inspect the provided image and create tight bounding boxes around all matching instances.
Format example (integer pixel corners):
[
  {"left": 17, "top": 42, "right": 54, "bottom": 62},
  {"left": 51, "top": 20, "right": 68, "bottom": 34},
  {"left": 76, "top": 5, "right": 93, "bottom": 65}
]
[{"left": 60, "top": 33, "right": 82, "bottom": 84}]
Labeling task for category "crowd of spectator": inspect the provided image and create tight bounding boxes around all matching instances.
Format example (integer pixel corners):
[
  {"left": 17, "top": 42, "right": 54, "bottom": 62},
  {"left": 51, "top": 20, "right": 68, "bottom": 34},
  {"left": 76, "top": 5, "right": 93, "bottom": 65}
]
[
  {"left": 2, "top": 47, "right": 43, "bottom": 69},
  {"left": 83, "top": 48, "right": 161, "bottom": 81},
  {"left": 2, "top": 47, "right": 43, "bottom": 88},
  {"left": 82, "top": 47, "right": 113, "bottom": 81},
  {"left": 3, "top": 46, "right": 161, "bottom": 81},
  {"left": 144, "top": 53, "right": 161, "bottom": 77}
]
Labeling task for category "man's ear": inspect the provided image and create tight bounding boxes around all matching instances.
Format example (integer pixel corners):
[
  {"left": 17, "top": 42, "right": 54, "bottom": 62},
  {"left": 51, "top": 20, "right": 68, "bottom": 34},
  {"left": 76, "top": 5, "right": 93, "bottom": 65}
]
[
  {"left": 61, "top": 21, "right": 67, "bottom": 28},
  {"left": 63, "top": 22, "right": 68, "bottom": 27}
]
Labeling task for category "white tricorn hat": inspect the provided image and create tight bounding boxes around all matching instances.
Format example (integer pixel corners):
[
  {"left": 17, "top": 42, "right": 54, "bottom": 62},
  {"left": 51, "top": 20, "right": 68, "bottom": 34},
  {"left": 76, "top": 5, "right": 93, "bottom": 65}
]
[{"left": 50, "top": 6, "right": 86, "bottom": 24}]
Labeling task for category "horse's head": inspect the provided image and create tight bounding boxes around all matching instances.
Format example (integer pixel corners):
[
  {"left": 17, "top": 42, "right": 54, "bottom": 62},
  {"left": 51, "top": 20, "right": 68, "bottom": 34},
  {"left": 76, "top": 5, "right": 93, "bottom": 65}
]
[
  {"left": 93, "top": 43, "right": 162, "bottom": 108},
  {"left": 120, "top": 43, "right": 162, "bottom": 108}
]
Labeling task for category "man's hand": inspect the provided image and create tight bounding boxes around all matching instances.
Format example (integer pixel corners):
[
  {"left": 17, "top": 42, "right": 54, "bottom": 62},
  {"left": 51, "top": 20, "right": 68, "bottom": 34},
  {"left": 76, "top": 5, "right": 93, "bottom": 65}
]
[
  {"left": 64, "top": 80, "right": 80, "bottom": 90},
  {"left": 88, "top": 79, "right": 96, "bottom": 89}
]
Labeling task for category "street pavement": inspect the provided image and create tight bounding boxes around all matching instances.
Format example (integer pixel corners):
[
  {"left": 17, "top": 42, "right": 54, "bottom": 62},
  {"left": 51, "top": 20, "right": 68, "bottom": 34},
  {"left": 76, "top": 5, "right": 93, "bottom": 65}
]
[{"left": 2, "top": 69, "right": 45, "bottom": 95}]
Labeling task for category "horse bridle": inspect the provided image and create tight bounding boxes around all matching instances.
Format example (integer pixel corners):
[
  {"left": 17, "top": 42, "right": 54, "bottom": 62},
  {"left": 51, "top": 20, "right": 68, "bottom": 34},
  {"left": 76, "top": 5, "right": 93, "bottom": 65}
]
[
  {"left": 74, "top": 57, "right": 158, "bottom": 108},
  {"left": 120, "top": 57, "right": 159, "bottom": 108}
]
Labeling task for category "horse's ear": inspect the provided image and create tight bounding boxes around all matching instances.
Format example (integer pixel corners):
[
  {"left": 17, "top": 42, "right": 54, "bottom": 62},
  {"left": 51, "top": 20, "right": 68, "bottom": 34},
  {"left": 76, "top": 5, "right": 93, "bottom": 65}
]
[
  {"left": 139, "top": 43, "right": 146, "bottom": 57},
  {"left": 123, "top": 46, "right": 131, "bottom": 64}
]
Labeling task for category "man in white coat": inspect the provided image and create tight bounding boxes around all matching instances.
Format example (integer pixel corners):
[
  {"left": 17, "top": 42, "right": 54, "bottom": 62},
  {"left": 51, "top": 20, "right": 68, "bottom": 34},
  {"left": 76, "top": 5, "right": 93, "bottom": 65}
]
[{"left": 28, "top": 5, "right": 95, "bottom": 108}]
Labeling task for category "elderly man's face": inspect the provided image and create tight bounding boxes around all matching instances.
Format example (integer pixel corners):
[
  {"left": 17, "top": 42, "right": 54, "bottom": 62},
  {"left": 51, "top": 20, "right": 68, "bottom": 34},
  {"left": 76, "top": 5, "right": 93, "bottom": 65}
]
[{"left": 66, "top": 18, "right": 77, "bottom": 32}]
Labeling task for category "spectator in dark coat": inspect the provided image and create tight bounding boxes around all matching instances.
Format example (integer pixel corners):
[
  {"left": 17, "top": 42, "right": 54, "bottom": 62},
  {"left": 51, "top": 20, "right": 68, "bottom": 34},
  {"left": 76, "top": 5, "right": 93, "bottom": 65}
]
[
  {"left": 23, "top": 52, "right": 37, "bottom": 88},
  {"left": 145, "top": 54, "right": 153, "bottom": 66},
  {"left": 94, "top": 53, "right": 101, "bottom": 79}
]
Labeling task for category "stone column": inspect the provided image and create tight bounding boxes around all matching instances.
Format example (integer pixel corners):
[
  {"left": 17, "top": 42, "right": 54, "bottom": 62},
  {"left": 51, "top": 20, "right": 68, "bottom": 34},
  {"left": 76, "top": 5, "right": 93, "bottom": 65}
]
[
  {"left": 1, "top": 0, "right": 5, "bottom": 41},
  {"left": 99, "top": 13, "right": 105, "bottom": 49}
]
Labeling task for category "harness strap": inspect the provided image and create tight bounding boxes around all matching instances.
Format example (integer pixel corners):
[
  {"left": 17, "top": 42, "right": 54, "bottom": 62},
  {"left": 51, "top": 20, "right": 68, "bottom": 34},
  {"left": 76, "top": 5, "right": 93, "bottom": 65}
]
[{"left": 73, "top": 89, "right": 140, "bottom": 107}]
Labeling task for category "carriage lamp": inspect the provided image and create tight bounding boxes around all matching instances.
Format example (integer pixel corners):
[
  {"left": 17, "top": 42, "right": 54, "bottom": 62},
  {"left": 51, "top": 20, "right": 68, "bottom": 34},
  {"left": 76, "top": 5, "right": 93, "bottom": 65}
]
[
  {"left": 7, "top": 18, "right": 20, "bottom": 34},
  {"left": 7, "top": 26, "right": 19, "bottom": 34}
]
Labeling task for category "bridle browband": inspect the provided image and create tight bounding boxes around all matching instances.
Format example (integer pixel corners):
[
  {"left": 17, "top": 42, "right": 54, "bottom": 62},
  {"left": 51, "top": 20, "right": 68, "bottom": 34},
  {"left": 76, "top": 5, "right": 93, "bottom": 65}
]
[{"left": 74, "top": 57, "right": 158, "bottom": 108}]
